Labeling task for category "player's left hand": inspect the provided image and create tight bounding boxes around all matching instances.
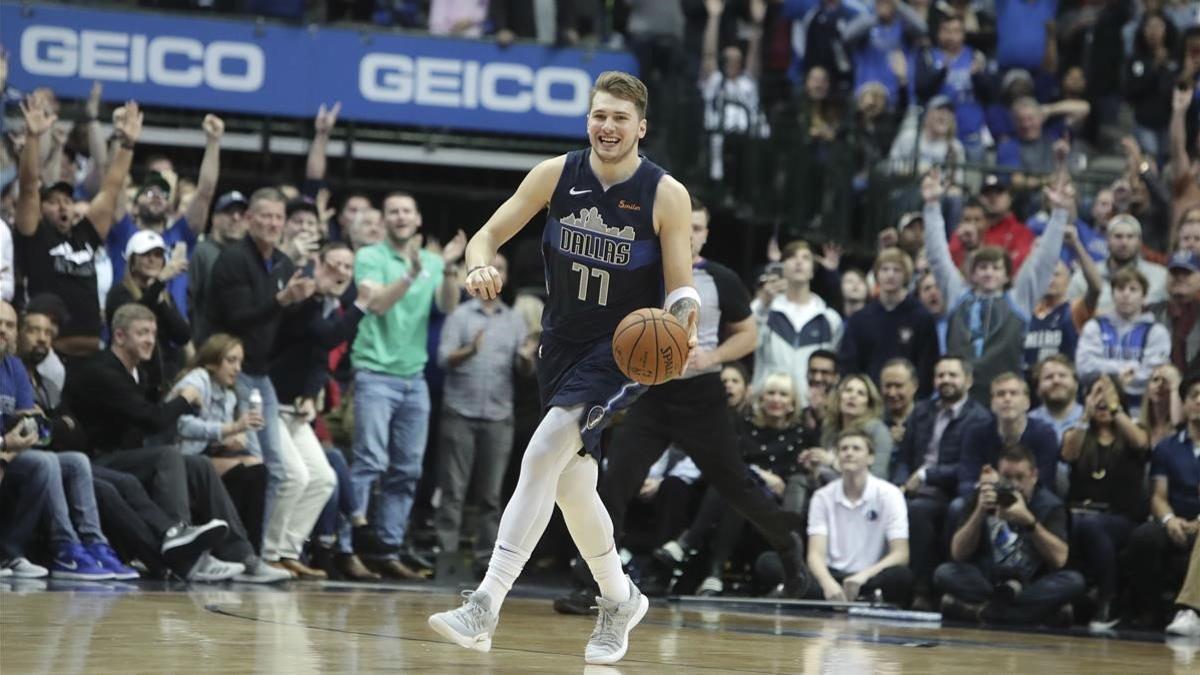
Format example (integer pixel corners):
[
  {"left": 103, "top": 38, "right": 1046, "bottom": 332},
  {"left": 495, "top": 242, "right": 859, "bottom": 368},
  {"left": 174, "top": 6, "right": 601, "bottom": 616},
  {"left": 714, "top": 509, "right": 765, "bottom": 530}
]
[{"left": 687, "top": 347, "right": 718, "bottom": 372}]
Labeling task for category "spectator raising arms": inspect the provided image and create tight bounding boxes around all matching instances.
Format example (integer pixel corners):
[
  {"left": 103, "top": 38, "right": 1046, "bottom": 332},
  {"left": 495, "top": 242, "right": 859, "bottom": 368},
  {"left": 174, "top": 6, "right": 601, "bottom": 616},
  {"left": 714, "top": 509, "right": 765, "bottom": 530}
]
[
  {"left": 924, "top": 169, "right": 1068, "bottom": 402},
  {"left": 15, "top": 97, "right": 139, "bottom": 356}
]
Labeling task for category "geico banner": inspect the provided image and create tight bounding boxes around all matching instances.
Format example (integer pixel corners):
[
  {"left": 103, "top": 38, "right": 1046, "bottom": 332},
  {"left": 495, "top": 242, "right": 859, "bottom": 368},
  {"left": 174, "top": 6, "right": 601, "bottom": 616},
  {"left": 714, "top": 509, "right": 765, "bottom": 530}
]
[{"left": 0, "top": 3, "right": 638, "bottom": 138}]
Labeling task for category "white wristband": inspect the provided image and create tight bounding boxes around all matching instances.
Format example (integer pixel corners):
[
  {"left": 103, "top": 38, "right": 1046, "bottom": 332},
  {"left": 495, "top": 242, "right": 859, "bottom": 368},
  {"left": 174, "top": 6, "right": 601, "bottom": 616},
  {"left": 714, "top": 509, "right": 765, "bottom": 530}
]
[
  {"left": 663, "top": 286, "right": 701, "bottom": 312},
  {"left": 1163, "top": 514, "right": 1175, "bottom": 526}
]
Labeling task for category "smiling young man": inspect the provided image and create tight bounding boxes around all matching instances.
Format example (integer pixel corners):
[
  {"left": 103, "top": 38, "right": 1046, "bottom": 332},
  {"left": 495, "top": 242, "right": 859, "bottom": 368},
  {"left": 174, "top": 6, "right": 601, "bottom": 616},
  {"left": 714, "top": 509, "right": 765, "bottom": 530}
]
[
  {"left": 805, "top": 429, "right": 913, "bottom": 606},
  {"left": 428, "top": 71, "right": 698, "bottom": 665},
  {"left": 554, "top": 195, "right": 814, "bottom": 614}
]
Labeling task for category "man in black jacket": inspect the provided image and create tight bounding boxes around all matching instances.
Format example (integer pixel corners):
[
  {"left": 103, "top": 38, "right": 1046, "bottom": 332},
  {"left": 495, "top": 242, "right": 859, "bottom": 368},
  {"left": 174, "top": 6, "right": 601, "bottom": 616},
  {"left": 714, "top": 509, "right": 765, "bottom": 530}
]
[
  {"left": 890, "top": 355, "right": 991, "bottom": 607},
  {"left": 64, "top": 303, "right": 288, "bottom": 583},
  {"left": 209, "top": 187, "right": 321, "bottom": 576},
  {"left": 838, "top": 247, "right": 938, "bottom": 396}
]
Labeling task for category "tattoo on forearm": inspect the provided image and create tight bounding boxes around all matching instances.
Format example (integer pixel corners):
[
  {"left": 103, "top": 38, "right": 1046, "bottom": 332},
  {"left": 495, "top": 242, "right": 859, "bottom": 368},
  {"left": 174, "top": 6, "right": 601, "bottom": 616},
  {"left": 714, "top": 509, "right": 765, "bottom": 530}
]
[{"left": 668, "top": 298, "right": 698, "bottom": 326}]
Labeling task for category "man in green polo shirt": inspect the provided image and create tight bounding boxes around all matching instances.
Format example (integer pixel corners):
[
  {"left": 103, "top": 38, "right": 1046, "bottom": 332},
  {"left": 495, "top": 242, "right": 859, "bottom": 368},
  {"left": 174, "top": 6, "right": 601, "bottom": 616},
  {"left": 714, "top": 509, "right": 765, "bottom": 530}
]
[{"left": 350, "top": 190, "right": 464, "bottom": 578}]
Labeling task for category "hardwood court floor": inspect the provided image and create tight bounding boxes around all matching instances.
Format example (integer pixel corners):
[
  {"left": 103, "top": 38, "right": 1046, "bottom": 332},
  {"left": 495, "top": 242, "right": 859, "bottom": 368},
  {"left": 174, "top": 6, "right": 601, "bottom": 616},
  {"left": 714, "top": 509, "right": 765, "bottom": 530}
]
[{"left": 1, "top": 580, "right": 1196, "bottom": 674}]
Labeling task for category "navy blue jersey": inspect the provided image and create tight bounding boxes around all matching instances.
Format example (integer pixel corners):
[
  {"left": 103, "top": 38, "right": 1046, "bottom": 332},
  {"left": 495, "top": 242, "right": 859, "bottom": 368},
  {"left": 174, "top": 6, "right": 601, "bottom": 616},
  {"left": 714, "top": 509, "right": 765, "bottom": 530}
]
[
  {"left": 541, "top": 149, "right": 666, "bottom": 344},
  {"left": 1023, "top": 301, "right": 1078, "bottom": 373}
]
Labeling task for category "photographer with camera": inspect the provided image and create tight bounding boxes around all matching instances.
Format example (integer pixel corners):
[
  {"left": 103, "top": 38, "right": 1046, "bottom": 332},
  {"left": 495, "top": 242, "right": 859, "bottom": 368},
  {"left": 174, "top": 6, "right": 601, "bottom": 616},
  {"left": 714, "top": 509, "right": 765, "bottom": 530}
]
[
  {"left": 935, "top": 444, "right": 1085, "bottom": 625},
  {"left": 1061, "top": 375, "right": 1151, "bottom": 631}
]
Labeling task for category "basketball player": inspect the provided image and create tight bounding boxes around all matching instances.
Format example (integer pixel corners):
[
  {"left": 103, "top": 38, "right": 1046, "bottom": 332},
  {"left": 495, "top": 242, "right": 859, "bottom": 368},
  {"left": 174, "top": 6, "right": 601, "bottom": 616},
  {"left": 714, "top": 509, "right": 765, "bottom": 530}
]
[
  {"left": 428, "top": 71, "right": 699, "bottom": 665},
  {"left": 554, "top": 196, "right": 811, "bottom": 613}
]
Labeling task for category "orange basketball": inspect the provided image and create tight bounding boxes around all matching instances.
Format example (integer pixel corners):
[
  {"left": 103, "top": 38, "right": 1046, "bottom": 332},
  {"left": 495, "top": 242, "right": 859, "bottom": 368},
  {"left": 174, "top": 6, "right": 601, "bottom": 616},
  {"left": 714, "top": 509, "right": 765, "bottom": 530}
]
[{"left": 612, "top": 308, "right": 690, "bottom": 386}]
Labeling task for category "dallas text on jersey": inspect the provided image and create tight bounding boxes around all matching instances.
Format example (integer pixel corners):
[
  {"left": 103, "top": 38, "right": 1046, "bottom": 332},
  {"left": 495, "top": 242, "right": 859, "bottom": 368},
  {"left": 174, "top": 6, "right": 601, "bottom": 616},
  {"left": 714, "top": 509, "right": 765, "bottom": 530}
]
[{"left": 558, "top": 207, "right": 634, "bottom": 267}]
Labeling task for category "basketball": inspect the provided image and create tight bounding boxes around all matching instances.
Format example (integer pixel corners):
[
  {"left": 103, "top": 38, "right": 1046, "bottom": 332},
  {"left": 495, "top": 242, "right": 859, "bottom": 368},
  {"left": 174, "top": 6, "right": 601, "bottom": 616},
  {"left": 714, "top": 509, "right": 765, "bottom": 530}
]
[{"left": 612, "top": 308, "right": 690, "bottom": 386}]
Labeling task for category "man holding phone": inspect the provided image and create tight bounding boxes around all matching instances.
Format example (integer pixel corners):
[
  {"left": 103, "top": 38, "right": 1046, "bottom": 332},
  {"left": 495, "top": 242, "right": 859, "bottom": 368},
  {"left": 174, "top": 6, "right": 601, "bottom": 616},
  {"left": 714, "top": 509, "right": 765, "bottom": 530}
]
[
  {"left": 934, "top": 445, "right": 1083, "bottom": 625},
  {"left": 0, "top": 299, "right": 136, "bottom": 579}
]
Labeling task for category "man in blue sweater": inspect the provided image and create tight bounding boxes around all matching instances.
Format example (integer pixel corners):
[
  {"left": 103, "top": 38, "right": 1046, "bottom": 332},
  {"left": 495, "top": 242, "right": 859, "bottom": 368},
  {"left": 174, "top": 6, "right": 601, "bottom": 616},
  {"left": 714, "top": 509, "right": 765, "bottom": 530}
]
[
  {"left": 838, "top": 247, "right": 938, "bottom": 397},
  {"left": 957, "top": 372, "right": 1060, "bottom": 500}
]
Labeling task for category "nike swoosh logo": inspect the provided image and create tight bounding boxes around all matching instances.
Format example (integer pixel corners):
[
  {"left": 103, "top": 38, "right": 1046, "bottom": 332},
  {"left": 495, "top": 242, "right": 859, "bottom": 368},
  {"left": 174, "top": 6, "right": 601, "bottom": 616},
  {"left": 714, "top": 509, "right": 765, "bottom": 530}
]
[
  {"left": 55, "top": 560, "right": 78, "bottom": 570},
  {"left": 569, "top": 187, "right": 591, "bottom": 196}
]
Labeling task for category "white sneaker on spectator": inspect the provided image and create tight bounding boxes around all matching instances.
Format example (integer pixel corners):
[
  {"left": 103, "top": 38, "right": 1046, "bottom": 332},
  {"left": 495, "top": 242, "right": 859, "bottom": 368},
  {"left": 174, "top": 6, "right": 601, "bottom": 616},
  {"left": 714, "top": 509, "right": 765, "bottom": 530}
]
[
  {"left": 1167, "top": 609, "right": 1200, "bottom": 637},
  {"left": 2, "top": 557, "right": 49, "bottom": 578},
  {"left": 235, "top": 559, "right": 293, "bottom": 584},
  {"left": 696, "top": 576, "right": 723, "bottom": 596},
  {"left": 188, "top": 552, "right": 245, "bottom": 582}
]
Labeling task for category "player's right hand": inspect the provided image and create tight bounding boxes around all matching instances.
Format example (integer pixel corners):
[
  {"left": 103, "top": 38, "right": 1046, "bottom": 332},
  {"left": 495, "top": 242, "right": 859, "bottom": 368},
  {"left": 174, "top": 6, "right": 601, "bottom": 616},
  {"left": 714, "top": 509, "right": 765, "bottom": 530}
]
[{"left": 466, "top": 265, "right": 502, "bottom": 300}]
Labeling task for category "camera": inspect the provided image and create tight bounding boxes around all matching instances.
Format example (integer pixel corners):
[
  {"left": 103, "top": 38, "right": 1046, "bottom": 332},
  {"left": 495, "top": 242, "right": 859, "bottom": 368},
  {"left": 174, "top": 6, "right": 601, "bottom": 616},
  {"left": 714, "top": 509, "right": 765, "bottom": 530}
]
[
  {"left": 994, "top": 480, "right": 1018, "bottom": 508},
  {"left": 5, "top": 414, "right": 53, "bottom": 448}
]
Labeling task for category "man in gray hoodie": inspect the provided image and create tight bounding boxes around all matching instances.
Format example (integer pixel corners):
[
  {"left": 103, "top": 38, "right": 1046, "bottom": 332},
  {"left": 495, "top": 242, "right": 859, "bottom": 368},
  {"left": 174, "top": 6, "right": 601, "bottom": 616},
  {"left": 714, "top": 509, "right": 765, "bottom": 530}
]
[{"left": 923, "top": 169, "right": 1070, "bottom": 403}]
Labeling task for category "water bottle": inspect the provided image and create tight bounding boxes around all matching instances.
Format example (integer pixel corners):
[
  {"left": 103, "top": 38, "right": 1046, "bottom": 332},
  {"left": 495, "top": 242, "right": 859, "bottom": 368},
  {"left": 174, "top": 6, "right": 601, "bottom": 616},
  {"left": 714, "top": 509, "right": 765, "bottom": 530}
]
[{"left": 248, "top": 388, "right": 264, "bottom": 430}]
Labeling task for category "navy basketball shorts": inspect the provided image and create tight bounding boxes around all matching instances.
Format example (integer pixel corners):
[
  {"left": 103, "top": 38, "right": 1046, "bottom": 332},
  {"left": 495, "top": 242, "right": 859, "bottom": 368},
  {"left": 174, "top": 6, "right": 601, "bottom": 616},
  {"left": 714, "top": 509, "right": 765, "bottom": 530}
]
[{"left": 536, "top": 332, "right": 646, "bottom": 460}]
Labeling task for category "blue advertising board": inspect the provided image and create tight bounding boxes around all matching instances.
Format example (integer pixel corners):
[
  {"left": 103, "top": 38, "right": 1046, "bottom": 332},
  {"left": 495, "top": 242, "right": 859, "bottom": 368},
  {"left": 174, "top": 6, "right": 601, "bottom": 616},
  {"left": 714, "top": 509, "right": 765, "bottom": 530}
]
[{"left": 0, "top": 3, "right": 638, "bottom": 138}]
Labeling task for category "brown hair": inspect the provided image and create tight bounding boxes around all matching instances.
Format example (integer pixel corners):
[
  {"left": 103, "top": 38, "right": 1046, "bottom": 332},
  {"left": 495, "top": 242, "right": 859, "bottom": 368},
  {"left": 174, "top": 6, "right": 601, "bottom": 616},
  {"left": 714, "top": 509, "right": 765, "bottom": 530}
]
[
  {"left": 821, "top": 374, "right": 885, "bottom": 446},
  {"left": 990, "top": 371, "right": 1029, "bottom": 397},
  {"left": 590, "top": 71, "right": 649, "bottom": 118},
  {"left": 836, "top": 428, "right": 875, "bottom": 455},
  {"left": 873, "top": 247, "right": 914, "bottom": 284},
  {"left": 177, "top": 334, "right": 244, "bottom": 393},
  {"left": 1033, "top": 354, "right": 1077, "bottom": 385},
  {"left": 1111, "top": 266, "right": 1149, "bottom": 295},
  {"left": 967, "top": 245, "right": 1012, "bottom": 279},
  {"left": 781, "top": 239, "right": 812, "bottom": 261}
]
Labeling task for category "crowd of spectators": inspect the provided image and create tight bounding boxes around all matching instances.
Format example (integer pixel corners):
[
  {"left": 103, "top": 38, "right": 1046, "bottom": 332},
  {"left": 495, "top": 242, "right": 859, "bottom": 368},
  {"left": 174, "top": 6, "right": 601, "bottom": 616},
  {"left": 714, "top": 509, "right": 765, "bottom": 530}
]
[{"left": 3, "top": 0, "right": 1200, "bottom": 643}]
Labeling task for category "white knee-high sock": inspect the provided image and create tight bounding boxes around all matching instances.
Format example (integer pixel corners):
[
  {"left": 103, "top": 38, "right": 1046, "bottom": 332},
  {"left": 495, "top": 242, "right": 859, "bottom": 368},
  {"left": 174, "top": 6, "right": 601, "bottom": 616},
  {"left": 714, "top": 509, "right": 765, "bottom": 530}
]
[
  {"left": 557, "top": 456, "right": 630, "bottom": 603},
  {"left": 478, "top": 540, "right": 529, "bottom": 608},
  {"left": 476, "top": 406, "right": 583, "bottom": 613}
]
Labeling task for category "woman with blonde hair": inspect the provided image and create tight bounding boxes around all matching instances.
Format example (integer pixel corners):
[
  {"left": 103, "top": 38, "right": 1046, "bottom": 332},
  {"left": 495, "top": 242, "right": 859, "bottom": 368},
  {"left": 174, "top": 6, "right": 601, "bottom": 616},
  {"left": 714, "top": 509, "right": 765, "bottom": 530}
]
[
  {"left": 819, "top": 374, "right": 893, "bottom": 478},
  {"left": 655, "top": 372, "right": 815, "bottom": 596},
  {"left": 1140, "top": 363, "right": 1183, "bottom": 447},
  {"left": 106, "top": 229, "right": 191, "bottom": 394}
]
